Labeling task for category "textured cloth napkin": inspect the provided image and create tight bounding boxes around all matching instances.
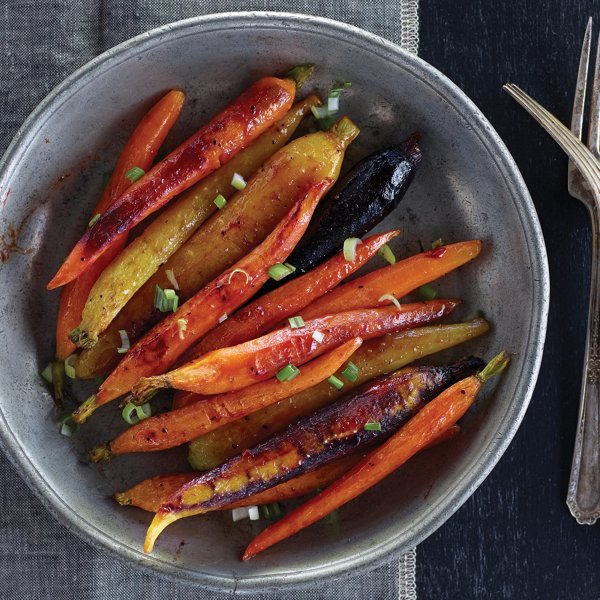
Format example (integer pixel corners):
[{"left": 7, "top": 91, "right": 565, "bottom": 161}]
[{"left": 0, "top": 2, "right": 419, "bottom": 598}]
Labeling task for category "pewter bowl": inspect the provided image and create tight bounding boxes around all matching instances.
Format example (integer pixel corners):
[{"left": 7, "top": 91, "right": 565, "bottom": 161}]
[{"left": 0, "top": 12, "right": 548, "bottom": 592}]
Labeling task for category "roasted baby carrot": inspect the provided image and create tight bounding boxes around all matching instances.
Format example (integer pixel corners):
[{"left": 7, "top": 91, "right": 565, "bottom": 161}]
[
  {"left": 187, "top": 231, "right": 399, "bottom": 359},
  {"left": 72, "top": 96, "right": 321, "bottom": 346},
  {"left": 301, "top": 240, "right": 481, "bottom": 321},
  {"left": 48, "top": 65, "right": 314, "bottom": 290},
  {"left": 90, "top": 338, "right": 363, "bottom": 459},
  {"left": 53, "top": 90, "right": 185, "bottom": 400},
  {"left": 75, "top": 115, "right": 358, "bottom": 370},
  {"left": 72, "top": 179, "right": 330, "bottom": 424},
  {"left": 131, "top": 300, "right": 459, "bottom": 400},
  {"left": 186, "top": 318, "right": 489, "bottom": 469},
  {"left": 143, "top": 357, "right": 483, "bottom": 552},
  {"left": 114, "top": 427, "right": 460, "bottom": 513},
  {"left": 242, "top": 352, "right": 509, "bottom": 560}
]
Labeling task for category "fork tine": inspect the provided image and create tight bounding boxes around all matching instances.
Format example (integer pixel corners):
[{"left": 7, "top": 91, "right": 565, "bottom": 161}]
[
  {"left": 588, "top": 32, "right": 600, "bottom": 156},
  {"left": 571, "top": 17, "right": 593, "bottom": 140}
]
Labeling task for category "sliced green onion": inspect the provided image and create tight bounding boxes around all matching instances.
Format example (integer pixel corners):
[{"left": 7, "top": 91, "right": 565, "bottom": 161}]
[
  {"left": 117, "top": 329, "right": 130, "bottom": 354},
  {"left": 378, "top": 244, "right": 396, "bottom": 265},
  {"left": 418, "top": 284, "right": 438, "bottom": 301},
  {"left": 378, "top": 293, "right": 402, "bottom": 310},
  {"left": 165, "top": 269, "right": 179, "bottom": 291},
  {"left": 260, "top": 502, "right": 282, "bottom": 520},
  {"left": 88, "top": 213, "right": 101, "bottom": 228},
  {"left": 268, "top": 262, "right": 296, "bottom": 281},
  {"left": 102, "top": 171, "right": 112, "bottom": 189},
  {"left": 259, "top": 504, "right": 271, "bottom": 519},
  {"left": 311, "top": 105, "right": 329, "bottom": 120},
  {"left": 125, "top": 166, "right": 145, "bottom": 183},
  {"left": 64, "top": 354, "right": 77, "bottom": 379},
  {"left": 312, "top": 330, "right": 325, "bottom": 343},
  {"left": 288, "top": 316, "right": 305, "bottom": 329},
  {"left": 327, "top": 96, "right": 339, "bottom": 112},
  {"left": 177, "top": 318, "right": 188, "bottom": 340},
  {"left": 213, "top": 194, "right": 227, "bottom": 209},
  {"left": 232, "top": 506, "right": 258, "bottom": 522},
  {"left": 276, "top": 364, "right": 300, "bottom": 382},
  {"left": 228, "top": 268, "right": 250, "bottom": 285},
  {"left": 40, "top": 363, "right": 54, "bottom": 384},
  {"left": 343, "top": 237, "right": 362, "bottom": 261},
  {"left": 231, "top": 172, "right": 247, "bottom": 190},
  {"left": 57, "top": 413, "right": 79, "bottom": 437},
  {"left": 342, "top": 361, "right": 360, "bottom": 382},
  {"left": 218, "top": 313, "right": 228, "bottom": 324},
  {"left": 122, "top": 402, "right": 152, "bottom": 425},
  {"left": 431, "top": 238, "right": 444, "bottom": 249},
  {"left": 327, "top": 375, "right": 344, "bottom": 390},
  {"left": 364, "top": 421, "right": 382, "bottom": 431},
  {"left": 248, "top": 506, "right": 260, "bottom": 520},
  {"left": 154, "top": 285, "right": 179, "bottom": 312}
]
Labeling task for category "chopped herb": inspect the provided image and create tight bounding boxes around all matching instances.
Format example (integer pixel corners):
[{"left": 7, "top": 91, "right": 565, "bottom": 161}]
[
  {"left": 364, "top": 422, "right": 382, "bottom": 431},
  {"left": 213, "top": 194, "right": 227, "bottom": 209},
  {"left": 378, "top": 244, "right": 396, "bottom": 265},
  {"left": 312, "top": 330, "right": 325, "bottom": 343},
  {"left": 122, "top": 402, "right": 152, "bottom": 425},
  {"left": 378, "top": 293, "right": 402, "bottom": 310},
  {"left": 231, "top": 172, "right": 247, "bottom": 190},
  {"left": 64, "top": 354, "right": 77, "bottom": 379},
  {"left": 165, "top": 269, "right": 180, "bottom": 291},
  {"left": 125, "top": 166, "right": 145, "bottom": 183},
  {"left": 276, "top": 364, "right": 300, "bottom": 382},
  {"left": 327, "top": 375, "right": 344, "bottom": 390},
  {"left": 117, "top": 330, "right": 130, "bottom": 354},
  {"left": 88, "top": 213, "right": 101, "bottom": 228},
  {"left": 154, "top": 285, "right": 179, "bottom": 312},
  {"left": 418, "top": 284, "right": 438, "bottom": 301},
  {"left": 177, "top": 318, "right": 188, "bottom": 340},
  {"left": 343, "top": 237, "right": 362, "bottom": 261},
  {"left": 342, "top": 361, "right": 359, "bottom": 382},
  {"left": 57, "top": 413, "right": 79, "bottom": 437},
  {"left": 218, "top": 313, "right": 228, "bottom": 323},
  {"left": 431, "top": 238, "right": 444, "bottom": 249},
  {"left": 288, "top": 316, "right": 305, "bottom": 329},
  {"left": 268, "top": 262, "right": 296, "bottom": 281},
  {"left": 40, "top": 363, "right": 54, "bottom": 384}
]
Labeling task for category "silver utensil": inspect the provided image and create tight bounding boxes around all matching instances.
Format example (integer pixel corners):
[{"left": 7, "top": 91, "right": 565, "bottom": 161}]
[{"left": 504, "top": 18, "right": 600, "bottom": 525}]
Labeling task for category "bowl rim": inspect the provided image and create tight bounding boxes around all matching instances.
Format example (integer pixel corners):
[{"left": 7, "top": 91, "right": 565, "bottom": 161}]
[{"left": 0, "top": 11, "right": 549, "bottom": 592}]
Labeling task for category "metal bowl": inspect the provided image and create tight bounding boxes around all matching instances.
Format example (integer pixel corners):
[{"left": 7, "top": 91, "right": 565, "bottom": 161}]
[{"left": 0, "top": 12, "right": 548, "bottom": 592}]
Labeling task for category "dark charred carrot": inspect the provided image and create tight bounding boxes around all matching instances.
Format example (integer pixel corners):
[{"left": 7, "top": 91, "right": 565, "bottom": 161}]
[
  {"left": 90, "top": 338, "right": 363, "bottom": 459},
  {"left": 242, "top": 353, "right": 509, "bottom": 560},
  {"left": 301, "top": 240, "right": 481, "bottom": 321},
  {"left": 72, "top": 178, "right": 330, "bottom": 424},
  {"left": 188, "top": 230, "right": 399, "bottom": 358},
  {"left": 131, "top": 300, "right": 460, "bottom": 400},
  {"left": 143, "top": 357, "right": 483, "bottom": 552},
  {"left": 113, "top": 427, "right": 460, "bottom": 513},
  {"left": 48, "top": 67, "right": 314, "bottom": 290},
  {"left": 53, "top": 90, "right": 185, "bottom": 401}
]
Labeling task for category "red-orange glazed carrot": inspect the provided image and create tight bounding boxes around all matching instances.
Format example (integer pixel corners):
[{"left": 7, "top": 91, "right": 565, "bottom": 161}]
[
  {"left": 242, "top": 352, "right": 509, "bottom": 560},
  {"left": 72, "top": 178, "right": 330, "bottom": 424},
  {"left": 48, "top": 66, "right": 314, "bottom": 290},
  {"left": 188, "top": 230, "right": 399, "bottom": 359},
  {"left": 131, "top": 300, "right": 460, "bottom": 400},
  {"left": 90, "top": 338, "right": 362, "bottom": 459}
]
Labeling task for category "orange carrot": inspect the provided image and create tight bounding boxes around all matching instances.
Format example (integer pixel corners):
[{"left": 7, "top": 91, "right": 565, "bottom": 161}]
[
  {"left": 301, "top": 241, "right": 481, "bottom": 320},
  {"left": 72, "top": 179, "right": 330, "bottom": 424},
  {"left": 189, "top": 231, "right": 399, "bottom": 357},
  {"left": 131, "top": 300, "right": 459, "bottom": 400},
  {"left": 90, "top": 338, "right": 363, "bottom": 459},
  {"left": 48, "top": 67, "right": 313, "bottom": 289},
  {"left": 242, "top": 352, "right": 509, "bottom": 560}
]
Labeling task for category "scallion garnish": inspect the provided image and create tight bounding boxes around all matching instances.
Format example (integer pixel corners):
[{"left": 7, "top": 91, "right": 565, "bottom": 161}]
[
  {"left": 312, "top": 330, "right": 325, "bottom": 343},
  {"left": 276, "top": 364, "right": 300, "bottom": 382},
  {"left": 177, "top": 318, "right": 188, "bottom": 340},
  {"left": 268, "top": 262, "right": 296, "bottom": 281},
  {"left": 328, "top": 375, "right": 344, "bottom": 390},
  {"left": 228, "top": 268, "right": 250, "bottom": 285},
  {"left": 57, "top": 413, "right": 79, "bottom": 437},
  {"left": 418, "top": 284, "right": 438, "bottom": 301},
  {"left": 364, "top": 421, "right": 382, "bottom": 431},
  {"left": 117, "top": 329, "right": 130, "bottom": 354},
  {"left": 288, "top": 316, "right": 305, "bottom": 329},
  {"left": 342, "top": 361, "right": 359, "bottom": 382},
  {"left": 165, "top": 269, "right": 180, "bottom": 291},
  {"left": 343, "top": 237, "right": 362, "bottom": 261},
  {"left": 125, "top": 166, "right": 145, "bottom": 183},
  {"left": 378, "top": 294, "right": 402, "bottom": 311},
  {"left": 154, "top": 285, "right": 179, "bottom": 312},
  {"left": 232, "top": 506, "right": 258, "bottom": 522},
  {"left": 431, "top": 238, "right": 444, "bottom": 249},
  {"left": 231, "top": 172, "right": 247, "bottom": 191},
  {"left": 260, "top": 502, "right": 282, "bottom": 520},
  {"left": 88, "top": 213, "right": 101, "bottom": 228},
  {"left": 218, "top": 313, "right": 228, "bottom": 323},
  {"left": 213, "top": 194, "right": 227, "bottom": 209},
  {"left": 122, "top": 401, "right": 152, "bottom": 425},
  {"left": 64, "top": 354, "right": 77, "bottom": 379},
  {"left": 378, "top": 244, "right": 396, "bottom": 265},
  {"left": 311, "top": 105, "right": 329, "bottom": 120},
  {"left": 327, "top": 96, "right": 339, "bottom": 112},
  {"left": 248, "top": 506, "right": 260, "bottom": 520},
  {"left": 311, "top": 82, "right": 352, "bottom": 129},
  {"left": 40, "top": 363, "right": 54, "bottom": 384}
]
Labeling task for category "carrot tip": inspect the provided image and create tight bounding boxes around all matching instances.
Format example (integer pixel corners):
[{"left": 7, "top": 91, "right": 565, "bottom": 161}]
[
  {"left": 113, "top": 491, "right": 131, "bottom": 506},
  {"left": 89, "top": 443, "right": 111, "bottom": 463},
  {"left": 68, "top": 326, "right": 97, "bottom": 349},
  {"left": 285, "top": 64, "right": 315, "bottom": 88},
  {"left": 477, "top": 351, "right": 510, "bottom": 383},
  {"left": 72, "top": 394, "right": 97, "bottom": 424}
]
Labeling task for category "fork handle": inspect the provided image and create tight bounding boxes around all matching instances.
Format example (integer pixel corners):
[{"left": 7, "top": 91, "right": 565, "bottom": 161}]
[{"left": 567, "top": 207, "right": 600, "bottom": 524}]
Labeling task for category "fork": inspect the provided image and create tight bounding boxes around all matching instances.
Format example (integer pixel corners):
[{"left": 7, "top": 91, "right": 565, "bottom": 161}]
[{"left": 504, "top": 17, "right": 600, "bottom": 525}]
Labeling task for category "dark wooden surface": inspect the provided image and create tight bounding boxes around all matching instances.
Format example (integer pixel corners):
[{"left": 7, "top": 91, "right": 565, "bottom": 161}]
[{"left": 417, "top": 1, "right": 600, "bottom": 598}]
